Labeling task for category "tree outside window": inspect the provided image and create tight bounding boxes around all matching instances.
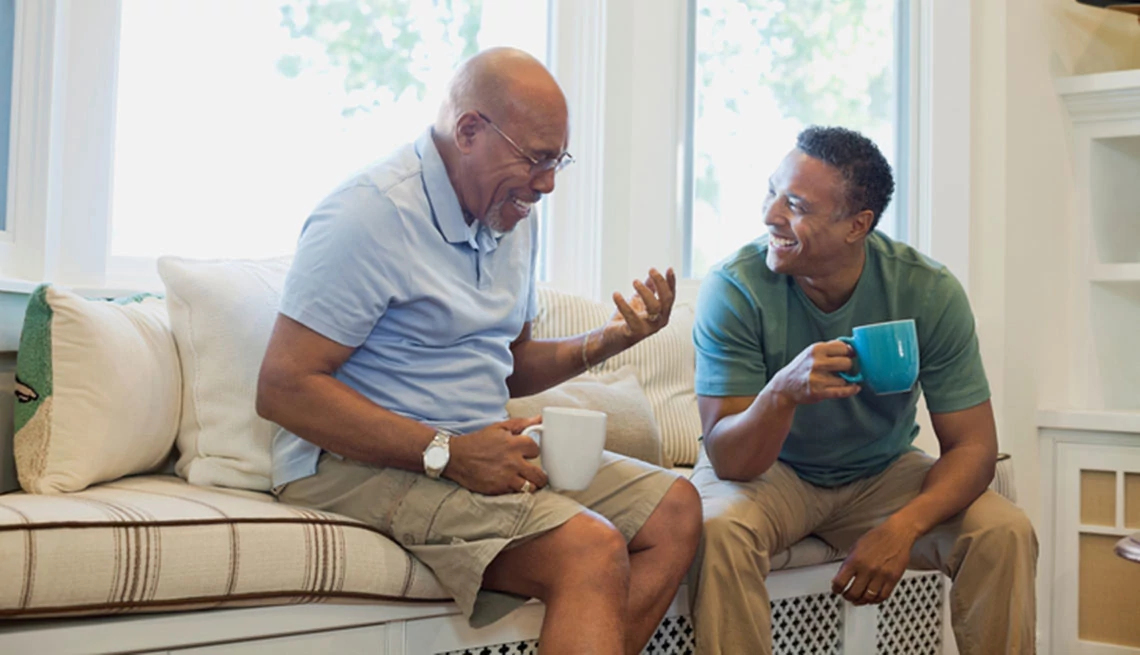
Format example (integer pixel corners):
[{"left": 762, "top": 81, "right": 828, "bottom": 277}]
[{"left": 690, "top": 0, "right": 900, "bottom": 276}]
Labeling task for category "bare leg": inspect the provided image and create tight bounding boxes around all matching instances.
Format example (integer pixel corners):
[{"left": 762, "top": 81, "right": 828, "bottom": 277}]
[
  {"left": 483, "top": 511, "right": 631, "bottom": 655},
  {"left": 623, "top": 479, "right": 703, "bottom": 654}
]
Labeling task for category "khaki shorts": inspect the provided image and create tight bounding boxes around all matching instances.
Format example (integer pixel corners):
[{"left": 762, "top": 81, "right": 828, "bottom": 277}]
[{"left": 278, "top": 451, "right": 681, "bottom": 627}]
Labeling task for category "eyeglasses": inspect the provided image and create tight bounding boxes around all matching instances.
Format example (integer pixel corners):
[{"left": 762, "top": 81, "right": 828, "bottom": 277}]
[{"left": 476, "top": 111, "right": 575, "bottom": 174}]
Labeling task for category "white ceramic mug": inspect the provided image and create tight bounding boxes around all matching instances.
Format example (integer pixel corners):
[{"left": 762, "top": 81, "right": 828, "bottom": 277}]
[{"left": 521, "top": 407, "right": 607, "bottom": 491}]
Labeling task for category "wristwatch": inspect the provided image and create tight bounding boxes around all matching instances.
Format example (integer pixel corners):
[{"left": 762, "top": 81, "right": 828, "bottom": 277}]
[{"left": 423, "top": 430, "right": 453, "bottom": 479}]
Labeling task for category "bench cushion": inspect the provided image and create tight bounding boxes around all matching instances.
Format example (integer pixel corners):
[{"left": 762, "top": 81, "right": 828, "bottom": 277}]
[{"left": 0, "top": 475, "right": 447, "bottom": 618}]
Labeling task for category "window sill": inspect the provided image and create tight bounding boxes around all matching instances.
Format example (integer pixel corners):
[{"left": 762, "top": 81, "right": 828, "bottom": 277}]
[
  {"left": 0, "top": 277, "right": 40, "bottom": 295},
  {"left": 0, "top": 276, "right": 163, "bottom": 298}
]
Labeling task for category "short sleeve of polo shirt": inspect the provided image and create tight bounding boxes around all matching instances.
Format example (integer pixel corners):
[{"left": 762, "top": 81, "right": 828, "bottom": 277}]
[
  {"left": 693, "top": 269, "right": 769, "bottom": 397},
  {"left": 917, "top": 269, "right": 991, "bottom": 414},
  {"left": 279, "top": 183, "right": 406, "bottom": 348}
]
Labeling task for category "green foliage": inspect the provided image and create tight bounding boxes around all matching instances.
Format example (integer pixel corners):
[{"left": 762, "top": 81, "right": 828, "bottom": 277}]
[
  {"left": 699, "top": 0, "right": 890, "bottom": 127},
  {"left": 693, "top": 0, "right": 893, "bottom": 210},
  {"left": 277, "top": 0, "right": 483, "bottom": 116}
]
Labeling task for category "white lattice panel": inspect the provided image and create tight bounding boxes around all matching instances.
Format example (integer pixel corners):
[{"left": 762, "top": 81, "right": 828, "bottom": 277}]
[
  {"left": 438, "top": 641, "right": 538, "bottom": 655},
  {"left": 771, "top": 592, "right": 844, "bottom": 655},
  {"left": 641, "top": 615, "right": 695, "bottom": 654},
  {"left": 875, "top": 572, "right": 943, "bottom": 654},
  {"left": 436, "top": 614, "right": 695, "bottom": 655}
]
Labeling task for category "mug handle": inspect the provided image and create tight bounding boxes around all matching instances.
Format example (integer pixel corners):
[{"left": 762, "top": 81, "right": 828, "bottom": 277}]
[
  {"left": 836, "top": 336, "right": 863, "bottom": 384},
  {"left": 521, "top": 424, "right": 543, "bottom": 445}
]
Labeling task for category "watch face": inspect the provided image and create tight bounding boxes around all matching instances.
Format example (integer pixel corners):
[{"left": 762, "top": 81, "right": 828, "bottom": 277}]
[{"left": 424, "top": 446, "right": 449, "bottom": 470}]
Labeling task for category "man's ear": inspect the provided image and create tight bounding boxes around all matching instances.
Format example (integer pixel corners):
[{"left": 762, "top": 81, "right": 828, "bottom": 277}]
[
  {"left": 846, "top": 209, "right": 875, "bottom": 243},
  {"left": 455, "top": 112, "right": 481, "bottom": 153}
]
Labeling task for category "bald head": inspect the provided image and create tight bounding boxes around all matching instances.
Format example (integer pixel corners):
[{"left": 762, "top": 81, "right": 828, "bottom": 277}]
[
  {"left": 435, "top": 47, "right": 567, "bottom": 134},
  {"left": 431, "top": 48, "right": 569, "bottom": 232}
]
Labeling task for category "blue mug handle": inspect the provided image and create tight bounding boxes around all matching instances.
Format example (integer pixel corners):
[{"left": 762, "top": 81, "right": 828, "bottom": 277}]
[{"left": 836, "top": 336, "right": 863, "bottom": 384}]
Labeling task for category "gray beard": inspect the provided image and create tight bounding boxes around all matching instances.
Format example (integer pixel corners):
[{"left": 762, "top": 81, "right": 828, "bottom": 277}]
[{"left": 482, "top": 198, "right": 520, "bottom": 233}]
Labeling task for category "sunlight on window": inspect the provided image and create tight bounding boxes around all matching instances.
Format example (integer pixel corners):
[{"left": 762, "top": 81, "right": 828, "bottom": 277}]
[
  {"left": 689, "top": 0, "right": 904, "bottom": 277},
  {"left": 111, "top": 0, "right": 548, "bottom": 261}
]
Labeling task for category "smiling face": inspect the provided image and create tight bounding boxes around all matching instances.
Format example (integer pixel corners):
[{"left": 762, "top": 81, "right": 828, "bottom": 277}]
[
  {"left": 436, "top": 49, "right": 572, "bottom": 233},
  {"left": 464, "top": 106, "right": 568, "bottom": 233},
  {"left": 763, "top": 149, "right": 867, "bottom": 278}
]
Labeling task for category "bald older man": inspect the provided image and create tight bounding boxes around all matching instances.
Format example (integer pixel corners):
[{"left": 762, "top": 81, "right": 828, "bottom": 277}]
[{"left": 256, "top": 48, "right": 701, "bottom": 654}]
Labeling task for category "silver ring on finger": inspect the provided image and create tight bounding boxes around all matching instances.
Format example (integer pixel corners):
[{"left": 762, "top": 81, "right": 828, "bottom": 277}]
[
  {"left": 864, "top": 588, "right": 879, "bottom": 598},
  {"left": 647, "top": 313, "right": 661, "bottom": 322},
  {"left": 519, "top": 479, "right": 534, "bottom": 494}
]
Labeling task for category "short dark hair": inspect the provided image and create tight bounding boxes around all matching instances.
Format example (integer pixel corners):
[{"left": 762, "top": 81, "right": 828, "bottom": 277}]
[{"left": 796, "top": 125, "right": 895, "bottom": 229}]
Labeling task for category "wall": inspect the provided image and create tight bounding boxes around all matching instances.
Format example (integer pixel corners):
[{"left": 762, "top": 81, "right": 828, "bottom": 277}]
[{"left": 971, "top": 0, "right": 1140, "bottom": 527}]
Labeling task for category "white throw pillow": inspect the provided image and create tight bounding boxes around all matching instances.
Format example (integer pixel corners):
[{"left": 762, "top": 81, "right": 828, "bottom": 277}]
[
  {"left": 533, "top": 287, "right": 703, "bottom": 467},
  {"left": 158, "top": 256, "right": 292, "bottom": 490},
  {"left": 13, "top": 286, "right": 181, "bottom": 493},
  {"left": 506, "top": 365, "right": 665, "bottom": 466}
]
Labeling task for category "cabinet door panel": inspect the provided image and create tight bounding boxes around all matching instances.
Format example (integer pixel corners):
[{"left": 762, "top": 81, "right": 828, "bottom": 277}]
[{"left": 1056, "top": 442, "right": 1140, "bottom": 653}]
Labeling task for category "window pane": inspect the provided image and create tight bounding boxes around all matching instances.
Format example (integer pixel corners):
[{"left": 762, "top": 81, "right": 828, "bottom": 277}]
[
  {"left": 0, "top": 0, "right": 13, "bottom": 232},
  {"left": 111, "top": 0, "right": 548, "bottom": 262},
  {"left": 688, "top": 0, "right": 907, "bottom": 277}
]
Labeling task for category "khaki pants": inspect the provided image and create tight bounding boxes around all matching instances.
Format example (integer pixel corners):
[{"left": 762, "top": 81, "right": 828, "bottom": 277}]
[{"left": 689, "top": 449, "right": 1037, "bottom": 655}]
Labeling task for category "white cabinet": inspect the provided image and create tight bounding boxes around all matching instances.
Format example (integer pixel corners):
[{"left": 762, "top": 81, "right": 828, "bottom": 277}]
[
  {"left": 1054, "top": 70, "right": 1140, "bottom": 413},
  {"left": 1041, "top": 430, "right": 1140, "bottom": 654},
  {"left": 1043, "top": 69, "right": 1140, "bottom": 655}
]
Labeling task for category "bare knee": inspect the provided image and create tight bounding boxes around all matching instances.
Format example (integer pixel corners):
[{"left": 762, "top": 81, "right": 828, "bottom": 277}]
[
  {"left": 641, "top": 478, "right": 702, "bottom": 554},
  {"left": 540, "top": 513, "right": 629, "bottom": 595}
]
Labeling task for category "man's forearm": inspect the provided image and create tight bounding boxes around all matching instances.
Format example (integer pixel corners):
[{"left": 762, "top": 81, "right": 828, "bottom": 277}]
[
  {"left": 507, "top": 327, "right": 632, "bottom": 398},
  {"left": 704, "top": 387, "right": 796, "bottom": 481},
  {"left": 887, "top": 442, "right": 996, "bottom": 538},
  {"left": 257, "top": 372, "right": 435, "bottom": 471}
]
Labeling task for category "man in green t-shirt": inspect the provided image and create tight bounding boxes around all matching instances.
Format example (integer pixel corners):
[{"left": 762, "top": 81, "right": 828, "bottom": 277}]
[{"left": 689, "top": 126, "right": 1037, "bottom": 654}]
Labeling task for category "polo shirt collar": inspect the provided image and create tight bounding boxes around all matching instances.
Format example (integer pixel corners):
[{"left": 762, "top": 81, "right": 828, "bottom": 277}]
[{"left": 416, "top": 128, "right": 472, "bottom": 245}]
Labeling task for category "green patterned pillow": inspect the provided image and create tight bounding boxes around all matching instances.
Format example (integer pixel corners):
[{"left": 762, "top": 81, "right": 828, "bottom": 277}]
[{"left": 14, "top": 285, "right": 181, "bottom": 493}]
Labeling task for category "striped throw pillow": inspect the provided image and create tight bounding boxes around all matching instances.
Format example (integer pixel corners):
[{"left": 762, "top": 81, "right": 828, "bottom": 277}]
[{"left": 532, "top": 287, "right": 703, "bottom": 467}]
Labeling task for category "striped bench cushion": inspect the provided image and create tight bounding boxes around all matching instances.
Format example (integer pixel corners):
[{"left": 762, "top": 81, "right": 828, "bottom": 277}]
[{"left": 0, "top": 475, "right": 447, "bottom": 618}]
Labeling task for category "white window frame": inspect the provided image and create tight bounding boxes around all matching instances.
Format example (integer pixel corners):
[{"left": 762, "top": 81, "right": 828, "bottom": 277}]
[
  {"left": 545, "top": 0, "right": 972, "bottom": 304},
  {"left": 0, "top": 0, "right": 970, "bottom": 301}
]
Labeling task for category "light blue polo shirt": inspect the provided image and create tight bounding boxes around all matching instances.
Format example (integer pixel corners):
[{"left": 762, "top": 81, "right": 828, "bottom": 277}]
[{"left": 271, "top": 128, "right": 539, "bottom": 488}]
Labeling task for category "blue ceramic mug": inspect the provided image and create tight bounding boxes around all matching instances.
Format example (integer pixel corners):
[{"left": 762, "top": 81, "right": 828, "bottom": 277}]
[{"left": 837, "top": 319, "right": 919, "bottom": 395}]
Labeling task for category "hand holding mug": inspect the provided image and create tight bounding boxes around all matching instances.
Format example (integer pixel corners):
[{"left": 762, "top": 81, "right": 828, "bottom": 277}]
[
  {"left": 771, "top": 341, "right": 861, "bottom": 405},
  {"left": 447, "top": 417, "right": 546, "bottom": 496}
]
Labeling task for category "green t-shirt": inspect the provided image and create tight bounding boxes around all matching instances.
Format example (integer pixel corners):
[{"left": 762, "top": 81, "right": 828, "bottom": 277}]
[{"left": 693, "top": 231, "right": 990, "bottom": 487}]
